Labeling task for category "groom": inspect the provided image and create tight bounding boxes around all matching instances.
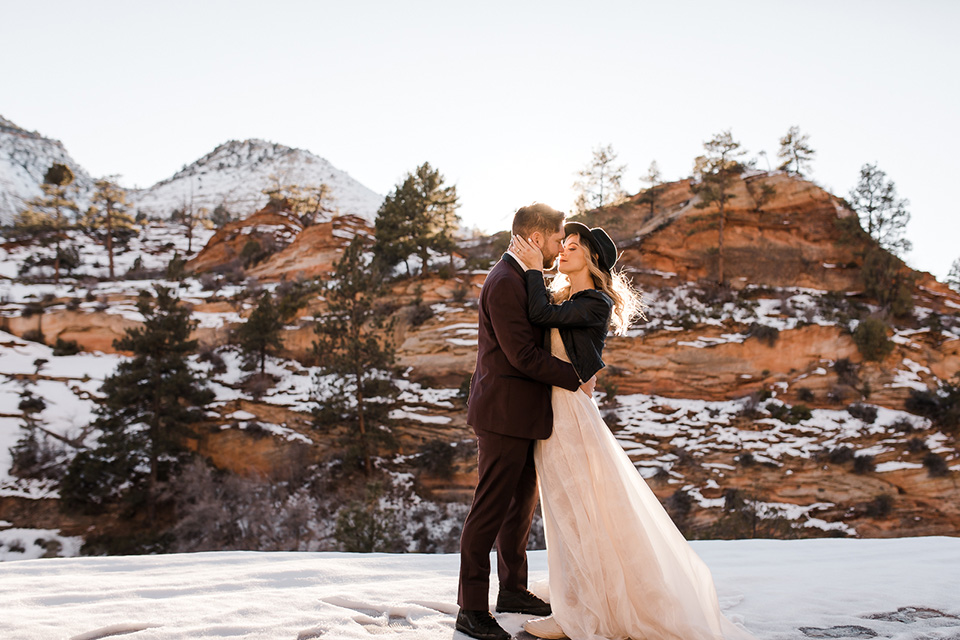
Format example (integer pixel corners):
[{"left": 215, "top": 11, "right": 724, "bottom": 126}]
[{"left": 456, "top": 203, "right": 593, "bottom": 640}]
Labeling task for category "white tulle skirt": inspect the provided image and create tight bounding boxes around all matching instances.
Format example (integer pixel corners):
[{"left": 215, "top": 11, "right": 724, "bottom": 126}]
[{"left": 534, "top": 330, "right": 756, "bottom": 640}]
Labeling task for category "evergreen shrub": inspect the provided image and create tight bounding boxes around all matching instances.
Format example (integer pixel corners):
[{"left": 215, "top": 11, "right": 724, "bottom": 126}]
[
  {"left": 923, "top": 452, "right": 950, "bottom": 477},
  {"left": 847, "top": 403, "right": 878, "bottom": 424},
  {"left": 853, "top": 317, "right": 893, "bottom": 362},
  {"left": 853, "top": 454, "right": 876, "bottom": 474}
]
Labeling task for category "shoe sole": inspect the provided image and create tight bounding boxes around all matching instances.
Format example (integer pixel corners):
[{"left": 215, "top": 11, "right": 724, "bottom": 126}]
[
  {"left": 495, "top": 607, "right": 552, "bottom": 615},
  {"left": 455, "top": 623, "right": 510, "bottom": 640}
]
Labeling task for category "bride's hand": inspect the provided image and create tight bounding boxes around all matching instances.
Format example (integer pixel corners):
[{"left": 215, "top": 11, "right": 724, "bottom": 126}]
[
  {"left": 579, "top": 375, "right": 596, "bottom": 397},
  {"left": 510, "top": 234, "right": 544, "bottom": 272}
]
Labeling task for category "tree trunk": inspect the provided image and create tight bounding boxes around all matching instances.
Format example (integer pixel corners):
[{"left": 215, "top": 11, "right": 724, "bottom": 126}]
[
  {"left": 718, "top": 203, "right": 725, "bottom": 285},
  {"left": 147, "top": 384, "right": 162, "bottom": 526},
  {"left": 53, "top": 206, "right": 62, "bottom": 285},
  {"left": 355, "top": 371, "right": 370, "bottom": 476},
  {"left": 106, "top": 204, "right": 115, "bottom": 280}
]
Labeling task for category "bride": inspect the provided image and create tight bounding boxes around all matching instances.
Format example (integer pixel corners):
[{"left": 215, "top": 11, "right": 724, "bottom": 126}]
[{"left": 510, "top": 225, "right": 756, "bottom": 640}]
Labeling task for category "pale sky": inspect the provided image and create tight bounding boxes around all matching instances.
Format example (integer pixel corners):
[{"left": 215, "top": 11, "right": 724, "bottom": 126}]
[{"left": 3, "top": 0, "right": 958, "bottom": 279}]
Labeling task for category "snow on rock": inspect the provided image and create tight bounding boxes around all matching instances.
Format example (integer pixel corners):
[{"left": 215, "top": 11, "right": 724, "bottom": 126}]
[
  {"left": 875, "top": 461, "right": 925, "bottom": 473},
  {"left": 0, "top": 527, "right": 83, "bottom": 561},
  {"left": 0, "top": 331, "right": 121, "bottom": 489},
  {"left": 889, "top": 358, "right": 934, "bottom": 392},
  {"left": 1, "top": 538, "right": 960, "bottom": 639},
  {"left": 389, "top": 408, "right": 453, "bottom": 425},
  {"left": 613, "top": 393, "right": 931, "bottom": 466}
]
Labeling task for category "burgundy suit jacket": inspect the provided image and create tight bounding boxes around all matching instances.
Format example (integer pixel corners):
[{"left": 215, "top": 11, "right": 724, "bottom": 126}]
[{"left": 466, "top": 254, "right": 581, "bottom": 439}]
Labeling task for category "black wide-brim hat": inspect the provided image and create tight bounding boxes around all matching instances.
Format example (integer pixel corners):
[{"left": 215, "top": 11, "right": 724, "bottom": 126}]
[{"left": 564, "top": 222, "right": 618, "bottom": 272}]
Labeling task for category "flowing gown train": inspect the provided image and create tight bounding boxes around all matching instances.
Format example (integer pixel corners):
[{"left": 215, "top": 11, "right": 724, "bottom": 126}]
[{"left": 534, "top": 329, "right": 756, "bottom": 640}]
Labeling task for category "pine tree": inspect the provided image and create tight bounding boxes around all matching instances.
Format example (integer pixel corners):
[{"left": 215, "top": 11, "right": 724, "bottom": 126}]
[
  {"left": 14, "top": 163, "right": 79, "bottom": 284},
  {"left": 372, "top": 163, "right": 460, "bottom": 278},
  {"left": 372, "top": 180, "right": 418, "bottom": 277},
  {"left": 210, "top": 204, "right": 232, "bottom": 228},
  {"left": 947, "top": 258, "right": 960, "bottom": 293},
  {"left": 573, "top": 144, "right": 627, "bottom": 214},
  {"left": 237, "top": 292, "right": 284, "bottom": 376},
  {"left": 236, "top": 279, "right": 315, "bottom": 376},
  {"left": 691, "top": 130, "right": 748, "bottom": 284},
  {"left": 636, "top": 160, "right": 664, "bottom": 218},
  {"left": 848, "top": 163, "right": 912, "bottom": 256},
  {"left": 861, "top": 245, "right": 915, "bottom": 318},
  {"left": 84, "top": 177, "right": 136, "bottom": 280},
  {"left": 313, "top": 237, "right": 397, "bottom": 475},
  {"left": 60, "top": 287, "right": 213, "bottom": 523},
  {"left": 777, "top": 126, "right": 816, "bottom": 176}
]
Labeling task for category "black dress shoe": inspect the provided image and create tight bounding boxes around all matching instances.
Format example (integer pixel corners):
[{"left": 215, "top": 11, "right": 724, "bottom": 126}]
[
  {"left": 496, "top": 588, "right": 552, "bottom": 616},
  {"left": 456, "top": 609, "right": 510, "bottom": 640}
]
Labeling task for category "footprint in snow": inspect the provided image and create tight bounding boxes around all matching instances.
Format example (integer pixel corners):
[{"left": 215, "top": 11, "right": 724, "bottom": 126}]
[
  {"left": 68, "top": 623, "right": 160, "bottom": 640},
  {"left": 799, "top": 625, "right": 878, "bottom": 639},
  {"left": 864, "top": 606, "right": 960, "bottom": 624},
  {"left": 317, "top": 595, "right": 456, "bottom": 636}
]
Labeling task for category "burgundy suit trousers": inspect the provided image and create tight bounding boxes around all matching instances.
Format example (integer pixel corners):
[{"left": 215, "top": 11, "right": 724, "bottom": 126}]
[{"left": 457, "top": 430, "right": 538, "bottom": 610}]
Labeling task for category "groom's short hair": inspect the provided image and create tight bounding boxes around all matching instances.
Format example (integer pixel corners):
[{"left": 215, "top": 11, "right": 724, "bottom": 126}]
[{"left": 512, "top": 203, "right": 565, "bottom": 238}]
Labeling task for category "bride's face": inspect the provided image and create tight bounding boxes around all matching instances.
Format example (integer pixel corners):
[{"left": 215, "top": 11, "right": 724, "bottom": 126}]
[{"left": 557, "top": 234, "right": 591, "bottom": 276}]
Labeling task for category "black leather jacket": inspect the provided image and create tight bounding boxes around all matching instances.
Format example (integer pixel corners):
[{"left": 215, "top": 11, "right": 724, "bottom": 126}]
[{"left": 524, "top": 270, "right": 613, "bottom": 382}]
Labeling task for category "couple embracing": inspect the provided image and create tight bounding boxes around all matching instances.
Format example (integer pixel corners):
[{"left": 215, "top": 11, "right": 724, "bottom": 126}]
[{"left": 456, "top": 204, "right": 755, "bottom": 640}]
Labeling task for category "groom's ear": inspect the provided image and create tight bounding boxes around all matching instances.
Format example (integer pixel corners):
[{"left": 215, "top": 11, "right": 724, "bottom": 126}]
[{"left": 529, "top": 231, "right": 543, "bottom": 248}]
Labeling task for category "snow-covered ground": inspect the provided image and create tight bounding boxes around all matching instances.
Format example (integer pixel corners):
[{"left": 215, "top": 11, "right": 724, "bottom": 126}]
[
  {"left": 1, "top": 537, "right": 959, "bottom": 639},
  {"left": 0, "top": 222, "right": 216, "bottom": 282},
  {"left": 631, "top": 284, "right": 960, "bottom": 345}
]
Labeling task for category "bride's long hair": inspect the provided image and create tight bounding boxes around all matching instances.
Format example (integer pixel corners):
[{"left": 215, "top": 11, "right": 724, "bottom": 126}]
[{"left": 549, "top": 234, "right": 646, "bottom": 336}]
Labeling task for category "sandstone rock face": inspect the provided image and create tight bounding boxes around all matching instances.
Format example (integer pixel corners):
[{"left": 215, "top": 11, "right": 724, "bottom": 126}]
[
  {"left": 592, "top": 173, "right": 866, "bottom": 292},
  {"left": 187, "top": 199, "right": 372, "bottom": 284},
  {"left": 0, "top": 310, "right": 140, "bottom": 353},
  {"left": 186, "top": 206, "right": 303, "bottom": 275},
  {"left": 248, "top": 215, "right": 370, "bottom": 282},
  {"left": 603, "top": 324, "right": 860, "bottom": 401}
]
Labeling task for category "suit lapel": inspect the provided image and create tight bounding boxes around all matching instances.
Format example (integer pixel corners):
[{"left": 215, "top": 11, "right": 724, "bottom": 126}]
[{"left": 501, "top": 253, "right": 526, "bottom": 277}]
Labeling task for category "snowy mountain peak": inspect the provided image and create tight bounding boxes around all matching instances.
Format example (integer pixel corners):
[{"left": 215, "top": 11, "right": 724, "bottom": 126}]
[
  {"left": 131, "top": 138, "right": 383, "bottom": 224},
  {"left": 160, "top": 139, "right": 305, "bottom": 184},
  {"left": 1, "top": 119, "right": 383, "bottom": 226},
  {"left": 0, "top": 115, "right": 94, "bottom": 225}
]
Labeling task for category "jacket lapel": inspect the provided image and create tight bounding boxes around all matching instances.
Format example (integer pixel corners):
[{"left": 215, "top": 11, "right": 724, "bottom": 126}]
[{"left": 502, "top": 253, "right": 526, "bottom": 277}]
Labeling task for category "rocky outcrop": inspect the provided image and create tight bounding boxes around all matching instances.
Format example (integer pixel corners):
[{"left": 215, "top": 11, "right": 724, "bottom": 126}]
[
  {"left": 0, "top": 309, "right": 140, "bottom": 353},
  {"left": 186, "top": 198, "right": 374, "bottom": 283},
  {"left": 186, "top": 204, "right": 304, "bottom": 275},
  {"left": 248, "top": 215, "right": 371, "bottom": 281},
  {"left": 589, "top": 173, "right": 866, "bottom": 292}
]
